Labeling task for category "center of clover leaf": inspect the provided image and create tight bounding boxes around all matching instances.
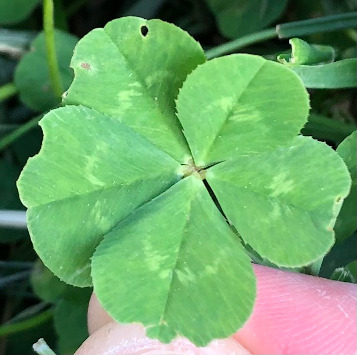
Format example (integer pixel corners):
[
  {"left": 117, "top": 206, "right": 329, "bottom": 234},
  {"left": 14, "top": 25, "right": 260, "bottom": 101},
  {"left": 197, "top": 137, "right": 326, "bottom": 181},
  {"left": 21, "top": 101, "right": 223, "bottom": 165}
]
[
  {"left": 17, "top": 17, "right": 351, "bottom": 347},
  {"left": 181, "top": 159, "right": 222, "bottom": 180}
]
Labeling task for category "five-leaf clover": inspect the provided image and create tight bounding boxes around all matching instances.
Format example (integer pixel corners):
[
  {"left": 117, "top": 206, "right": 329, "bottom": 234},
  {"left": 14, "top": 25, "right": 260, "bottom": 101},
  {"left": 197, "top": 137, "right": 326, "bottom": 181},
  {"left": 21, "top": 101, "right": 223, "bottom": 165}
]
[{"left": 17, "top": 17, "right": 351, "bottom": 346}]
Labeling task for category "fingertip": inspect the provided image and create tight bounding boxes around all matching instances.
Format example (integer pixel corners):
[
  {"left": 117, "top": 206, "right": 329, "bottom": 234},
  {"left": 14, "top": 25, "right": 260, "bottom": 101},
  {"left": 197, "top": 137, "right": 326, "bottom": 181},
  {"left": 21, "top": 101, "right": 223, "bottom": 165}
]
[
  {"left": 235, "top": 265, "right": 357, "bottom": 355},
  {"left": 75, "top": 323, "right": 251, "bottom": 355},
  {"left": 87, "top": 292, "right": 113, "bottom": 335},
  {"left": 86, "top": 294, "right": 250, "bottom": 354}
]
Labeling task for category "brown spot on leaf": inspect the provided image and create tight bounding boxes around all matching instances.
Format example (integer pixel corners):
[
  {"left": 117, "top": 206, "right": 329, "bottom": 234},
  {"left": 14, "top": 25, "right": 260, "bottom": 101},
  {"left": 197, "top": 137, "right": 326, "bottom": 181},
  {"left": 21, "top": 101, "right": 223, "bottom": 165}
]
[{"left": 81, "top": 62, "right": 91, "bottom": 70}]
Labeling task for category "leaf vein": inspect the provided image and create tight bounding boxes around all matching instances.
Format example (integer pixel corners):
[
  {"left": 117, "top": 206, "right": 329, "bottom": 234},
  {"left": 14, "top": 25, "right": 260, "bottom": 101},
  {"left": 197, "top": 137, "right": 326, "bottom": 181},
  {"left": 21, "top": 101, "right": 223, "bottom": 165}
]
[
  {"left": 203, "top": 61, "right": 266, "bottom": 162},
  {"left": 155, "top": 188, "right": 196, "bottom": 333}
]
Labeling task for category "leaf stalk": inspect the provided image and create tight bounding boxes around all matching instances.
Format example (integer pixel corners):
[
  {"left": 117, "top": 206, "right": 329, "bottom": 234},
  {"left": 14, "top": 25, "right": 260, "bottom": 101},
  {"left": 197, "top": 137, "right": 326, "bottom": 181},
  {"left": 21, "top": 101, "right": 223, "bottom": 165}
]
[
  {"left": 205, "top": 28, "right": 277, "bottom": 59},
  {"left": 43, "top": 0, "right": 63, "bottom": 98},
  {"left": 206, "top": 12, "right": 357, "bottom": 59},
  {"left": 0, "top": 115, "right": 42, "bottom": 151},
  {"left": 277, "top": 12, "right": 357, "bottom": 38},
  {"left": 0, "top": 83, "right": 17, "bottom": 102},
  {"left": 0, "top": 309, "right": 53, "bottom": 337}
]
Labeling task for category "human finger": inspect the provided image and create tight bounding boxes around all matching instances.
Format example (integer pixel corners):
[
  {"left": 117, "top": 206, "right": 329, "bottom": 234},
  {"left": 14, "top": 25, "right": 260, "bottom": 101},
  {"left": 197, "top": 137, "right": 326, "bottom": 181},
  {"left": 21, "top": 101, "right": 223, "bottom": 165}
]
[
  {"left": 75, "top": 322, "right": 251, "bottom": 355},
  {"left": 235, "top": 265, "right": 357, "bottom": 355}
]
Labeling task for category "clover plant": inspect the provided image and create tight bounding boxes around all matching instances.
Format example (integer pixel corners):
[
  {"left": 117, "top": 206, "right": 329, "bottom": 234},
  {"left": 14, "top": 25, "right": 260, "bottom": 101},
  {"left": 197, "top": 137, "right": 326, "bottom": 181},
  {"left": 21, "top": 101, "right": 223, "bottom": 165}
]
[
  {"left": 14, "top": 30, "right": 78, "bottom": 112},
  {"left": 334, "top": 131, "right": 357, "bottom": 242},
  {"left": 17, "top": 17, "right": 352, "bottom": 346},
  {"left": 0, "top": 0, "right": 39, "bottom": 25}
]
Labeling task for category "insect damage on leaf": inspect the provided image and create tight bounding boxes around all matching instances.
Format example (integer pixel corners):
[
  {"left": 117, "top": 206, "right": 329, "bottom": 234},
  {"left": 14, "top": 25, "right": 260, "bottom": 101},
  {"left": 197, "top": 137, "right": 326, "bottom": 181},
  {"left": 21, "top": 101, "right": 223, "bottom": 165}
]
[
  {"left": 17, "top": 16, "right": 352, "bottom": 346},
  {"left": 140, "top": 25, "right": 149, "bottom": 36}
]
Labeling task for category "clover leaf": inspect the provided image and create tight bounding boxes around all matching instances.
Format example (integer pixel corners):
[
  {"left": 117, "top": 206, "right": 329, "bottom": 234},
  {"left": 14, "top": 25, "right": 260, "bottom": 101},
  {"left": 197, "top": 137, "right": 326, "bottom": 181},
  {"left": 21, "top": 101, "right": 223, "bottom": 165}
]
[
  {"left": 334, "top": 131, "right": 357, "bottom": 242},
  {"left": 15, "top": 30, "right": 78, "bottom": 112},
  {"left": 17, "top": 17, "right": 351, "bottom": 346},
  {"left": 0, "top": 0, "right": 39, "bottom": 24}
]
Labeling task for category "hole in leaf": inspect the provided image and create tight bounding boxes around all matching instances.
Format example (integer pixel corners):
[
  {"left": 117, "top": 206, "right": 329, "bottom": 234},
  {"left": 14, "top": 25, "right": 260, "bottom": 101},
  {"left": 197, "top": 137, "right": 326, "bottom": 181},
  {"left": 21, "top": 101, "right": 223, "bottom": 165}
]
[{"left": 140, "top": 25, "right": 149, "bottom": 37}]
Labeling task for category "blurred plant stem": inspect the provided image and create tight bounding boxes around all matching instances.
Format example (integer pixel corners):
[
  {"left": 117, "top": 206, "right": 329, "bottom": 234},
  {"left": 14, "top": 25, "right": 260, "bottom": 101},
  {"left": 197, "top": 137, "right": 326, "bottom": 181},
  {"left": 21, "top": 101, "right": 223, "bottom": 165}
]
[
  {"left": 277, "top": 12, "right": 357, "bottom": 38},
  {"left": 0, "top": 83, "right": 17, "bottom": 102},
  {"left": 206, "top": 12, "right": 357, "bottom": 59},
  {"left": 0, "top": 309, "right": 53, "bottom": 337},
  {"left": 0, "top": 115, "right": 42, "bottom": 151},
  {"left": 43, "top": 0, "right": 63, "bottom": 98},
  {"left": 205, "top": 28, "right": 277, "bottom": 59}
]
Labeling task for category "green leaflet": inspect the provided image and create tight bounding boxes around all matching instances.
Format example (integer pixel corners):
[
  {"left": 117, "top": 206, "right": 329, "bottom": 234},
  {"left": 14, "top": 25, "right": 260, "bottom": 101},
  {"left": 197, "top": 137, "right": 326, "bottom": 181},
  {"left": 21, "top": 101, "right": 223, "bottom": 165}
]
[
  {"left": 54, "top": 288, "right": 92, "bottom": 354},
  {"left": 17, "top": 16, "right": 353, "bottom": 346},
  {"left": 31, "top": 262, "right": 89, "bottom": 353},
  {"left": 63, "top": 17, "right": 205, "bottom": 162},
  {"left": 0, "top": 0, "right": 39, "bottom": 24},
  {"left": 18, "top": 105, "right": 181, "bottom": 286},
  {"left": 31, "top": 260, "right": 67, "bottom": 303},
  {"left": 14, "top": 30, "right": 78, "bottom": 111},
  {"left": 276, "top": 33, "right": 356, "bottom": 89},
  {"left": 334, "top": 131, "right": 357, "bottom": 242},
  {"left": 346, "top": 261, "right": 357, "bottom": 281},
  {"left": 289, "top": 58, "right": 357, "bottom": 88},
  {"left": 277, "top": 38, "right": 335, "bottom": 65},
  {"left": 206, "top": 136, "right": 351, "bottom": 266},
  {"left": 206, "top": 0, "right": 288, "bottom": 39},
  {"left": 177, "top": 54, "right": 309, "bottom": 166},
  {"left": 320, "top": 233, "right": 357, "bottom": 278},
  {"left": 330, "top": 265, "right": 356, "bottom": 283},
  {"left": 301, "top": 112, "right": 356, "bottom": 145},
  {"left": 92, "top": 177, "right": 255, "bottom": 346}
]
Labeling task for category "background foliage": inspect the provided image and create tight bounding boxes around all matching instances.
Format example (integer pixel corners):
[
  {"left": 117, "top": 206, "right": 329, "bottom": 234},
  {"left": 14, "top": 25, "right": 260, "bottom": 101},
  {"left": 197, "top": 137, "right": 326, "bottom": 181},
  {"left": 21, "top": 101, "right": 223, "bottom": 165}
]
[{"left": 0, "top": 0, "right": 356, "bottom": 354}]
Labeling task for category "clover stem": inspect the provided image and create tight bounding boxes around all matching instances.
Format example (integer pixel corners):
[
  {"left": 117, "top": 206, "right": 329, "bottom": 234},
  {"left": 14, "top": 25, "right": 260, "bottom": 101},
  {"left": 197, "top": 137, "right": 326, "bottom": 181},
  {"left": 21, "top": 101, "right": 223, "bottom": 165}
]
[
  {"left": 0, "top": 309, "right": 53, "bottom": 337},
  {"left": 0, "top": 114, "right": 42, "bottom": 151},
  {"left": 0, "top": 82, "right": 17, "bottom": 102},
  {"left": 33, "top": 338, "right": 57, "bottom": 355},
  {"left": 43, "top": 0, "right": 63, "bottom": 98},
  {"left": 205, "top": 27, "right": 277, "bottom": 59},
  {"left": 276, "top": 12, "right": 357, "bottom": 38},
  {"left": 206, "top": 12, "right": 357, "bottom": 60}
]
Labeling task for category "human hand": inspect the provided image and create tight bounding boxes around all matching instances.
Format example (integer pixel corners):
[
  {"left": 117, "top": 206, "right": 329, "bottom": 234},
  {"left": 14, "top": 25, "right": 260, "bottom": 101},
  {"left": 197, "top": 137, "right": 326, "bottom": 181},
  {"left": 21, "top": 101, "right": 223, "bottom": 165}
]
[{"left": 74, "top": 265, "right": 357, "bottom": 355}]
